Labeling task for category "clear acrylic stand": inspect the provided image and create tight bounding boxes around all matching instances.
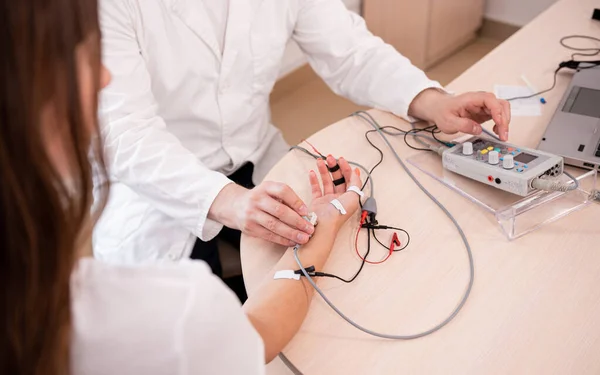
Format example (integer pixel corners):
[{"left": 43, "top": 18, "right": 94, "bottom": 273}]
[{"left": 406, "top": 151, "right": 598, "bottom": 240}]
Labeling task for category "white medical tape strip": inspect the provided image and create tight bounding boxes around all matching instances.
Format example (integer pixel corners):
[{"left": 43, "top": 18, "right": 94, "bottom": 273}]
[
  {"left": 329, "top": 199, "right": 347, "bottom": 215},
  {"left": 346, "top": 186, "right": 364, "bottom": 197},
  {"left": 302, "top": 212, "right": 318, "bottom": 226},
  {"left": 274, "top": 270, "right": 301, "bottom": 281}
]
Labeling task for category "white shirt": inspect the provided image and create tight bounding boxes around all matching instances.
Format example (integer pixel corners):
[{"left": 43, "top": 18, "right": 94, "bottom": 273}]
[
  {"left": 203, "top": 0, "right": 229, "bottom": 53},
  {"left": 94, "top": 0, "right": 442, "bottom": 264},
  {"left": 71, "top": 258, "right": 265, "bottom": 374}
]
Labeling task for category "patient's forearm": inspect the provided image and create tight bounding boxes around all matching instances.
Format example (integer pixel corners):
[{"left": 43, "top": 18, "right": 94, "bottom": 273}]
[{"left": 242, "top": 220, "right": 338, "bottom": 363}]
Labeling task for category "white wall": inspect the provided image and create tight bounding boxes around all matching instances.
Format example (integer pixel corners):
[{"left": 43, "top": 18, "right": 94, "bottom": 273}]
[{"left": 485, "top": 0, "right": 559, "bottom": 26}]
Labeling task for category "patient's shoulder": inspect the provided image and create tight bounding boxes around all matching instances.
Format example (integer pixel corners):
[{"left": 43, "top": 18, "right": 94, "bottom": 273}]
[{"left": 70, "top": 258, "right": 264, "bottom": 375}]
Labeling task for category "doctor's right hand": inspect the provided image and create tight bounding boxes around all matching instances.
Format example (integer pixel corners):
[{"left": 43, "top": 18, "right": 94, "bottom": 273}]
[{"left": 209, "top": 182, "right": 314, "bottom": 247}]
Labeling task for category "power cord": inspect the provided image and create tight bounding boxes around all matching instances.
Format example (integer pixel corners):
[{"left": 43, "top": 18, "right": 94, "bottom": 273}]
[
  {"left": 293, "top": 111, "right": 475, "bottom": 340},
  {"left": 504, "top": 66, "right": 561, "bottom": 101},
  {"left": 561, "top": 35, "right": 600, "bottom": 60},
  {"left": 532, "top": 170, "right": 579, "bottom": 192},
  {"left": 505, "top": 35, "right": 600, "bottom": 101}
]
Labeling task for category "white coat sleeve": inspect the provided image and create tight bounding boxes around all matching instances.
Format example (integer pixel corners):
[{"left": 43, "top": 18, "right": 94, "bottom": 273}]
[
  {"left": 99, "top": 0, "right": 231, "bottom": 241},
  {"left": 293, "top": 0, "right": 443, "bottom": 120}
]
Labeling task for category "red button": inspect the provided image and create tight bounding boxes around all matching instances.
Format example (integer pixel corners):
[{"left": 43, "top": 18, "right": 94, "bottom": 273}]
[
  {"left": 508, "top": 147, "right": 515, "bottom": 151},
  {"left": 488, "top": 175, "right": 493, "bottom": 182}
]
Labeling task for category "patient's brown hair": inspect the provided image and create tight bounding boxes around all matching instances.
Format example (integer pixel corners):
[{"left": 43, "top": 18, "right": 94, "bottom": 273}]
[{"left": 0, "top": 0, "right": 107, "bottom": 373}]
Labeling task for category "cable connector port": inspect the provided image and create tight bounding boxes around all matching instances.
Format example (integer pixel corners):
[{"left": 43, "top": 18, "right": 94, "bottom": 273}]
[
  {"left": 362, "top": 197, "right": 378, "bottom": 224},
  {"left": 531, "top": 172, "right": 579, "bottom": 192}
]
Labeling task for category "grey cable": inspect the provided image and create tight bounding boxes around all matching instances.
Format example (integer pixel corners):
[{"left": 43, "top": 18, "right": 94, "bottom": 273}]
[
  {"left": 410, "top": 121, "right": 436, "bottom": 148},
  {"left": 289, "top": 145, "right": 375, "bottom": 196},
  {"left": 532, "top": 170, "right": 579, "bottom": 192},
  {"left": 559, "top": 35, "right": 600, "bottom": 60},
  {"left": 292, "top": 112, "right": 475, "bottom": 340}
]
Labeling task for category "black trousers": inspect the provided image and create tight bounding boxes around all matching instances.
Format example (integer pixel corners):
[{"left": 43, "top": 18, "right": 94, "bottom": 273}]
[{"left": 190, "top": 163, "right": 255, "bottom": 302}]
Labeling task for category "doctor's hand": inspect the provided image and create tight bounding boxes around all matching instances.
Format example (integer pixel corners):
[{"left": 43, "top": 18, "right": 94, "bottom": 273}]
[
  {"left": 408, "top": 88, "right": 511, "bottom": 141},
  {"left": 209, "top": 182, "right": 314, "bottom": 247}
]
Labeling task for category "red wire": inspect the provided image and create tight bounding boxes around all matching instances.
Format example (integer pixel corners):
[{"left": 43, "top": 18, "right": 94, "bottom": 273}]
[
  {"left": 302, "top": 139, "right": 326, "bottom": 158},
  {"left": 354, "top": 225, "right": 393, "bottom": 265}
]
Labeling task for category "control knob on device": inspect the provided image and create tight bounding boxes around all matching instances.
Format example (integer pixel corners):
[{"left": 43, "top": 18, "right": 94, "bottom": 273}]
[
  {"left": 488, "top": 151, "right": 499, "bottom": 165},
  {"left": 462, "top": 141, "right": 473, "bottom": 155},
  {"left": 503, "top": 154, "right": 515, "bottom": 169}
]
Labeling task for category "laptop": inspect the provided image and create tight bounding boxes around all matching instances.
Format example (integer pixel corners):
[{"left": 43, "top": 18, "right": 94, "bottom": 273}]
[{"left": 538, "top": 65, "right": 600, "bottom": 170}]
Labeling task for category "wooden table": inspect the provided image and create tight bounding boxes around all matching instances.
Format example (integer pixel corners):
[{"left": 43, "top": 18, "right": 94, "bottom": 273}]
[{"left": 242, "top": 0, "right": 600, "bottom": 373}]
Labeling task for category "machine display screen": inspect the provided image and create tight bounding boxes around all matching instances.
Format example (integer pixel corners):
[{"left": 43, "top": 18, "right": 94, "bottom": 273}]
[
  {"left": 514, "top": 152, "right": 538, "bottom": 164},
  {"left": 562, "top": 87, "right": 600, "bottom": 118}
]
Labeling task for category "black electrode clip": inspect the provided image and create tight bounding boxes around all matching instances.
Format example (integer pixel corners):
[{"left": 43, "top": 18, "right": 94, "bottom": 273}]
[
  {"left": 294, "top": 265, "right": 316, "bottom": 276},
  {"left": 559, "top": 59, "right": 600, "bottom": 71}
]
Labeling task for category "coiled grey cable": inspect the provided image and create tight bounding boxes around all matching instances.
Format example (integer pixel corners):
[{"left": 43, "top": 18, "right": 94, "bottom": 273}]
[
  {"left": 560, "top": 35, "right": 600, "bottom": 60},
  {"left": 292, "top": 111, "right": 475, "bottom": 340}
]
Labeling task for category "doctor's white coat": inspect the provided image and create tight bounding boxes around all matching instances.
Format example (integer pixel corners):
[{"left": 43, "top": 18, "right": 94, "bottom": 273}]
[{"left": 94, "top": 0, "right": 441, "bottom": 263}]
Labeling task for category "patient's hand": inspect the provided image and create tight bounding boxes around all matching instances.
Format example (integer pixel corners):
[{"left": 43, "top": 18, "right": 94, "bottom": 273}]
[{"left": 308, "top": 157, "right": 362, "bottom": 229}]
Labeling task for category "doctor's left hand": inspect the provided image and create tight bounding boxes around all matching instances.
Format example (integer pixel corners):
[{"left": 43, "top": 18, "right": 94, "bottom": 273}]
[
  {"left": 408, "top": 88, "right": 511, "bottom": 141},
  {"left": 209, "top": 181, "right": 315, "bottom": 247}
]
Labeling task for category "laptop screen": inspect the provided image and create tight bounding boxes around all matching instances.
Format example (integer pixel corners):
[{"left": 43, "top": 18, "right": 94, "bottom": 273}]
[{"left": 562, "top": 86, "right": 600, "bottom": 118}]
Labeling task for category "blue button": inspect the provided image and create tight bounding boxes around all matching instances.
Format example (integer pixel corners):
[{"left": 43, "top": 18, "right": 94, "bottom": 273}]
[
  {"left": 494, "top": 148, "right": 501, "bottom": 152},
  {"left": 517, "top": 168, "right": 523, "bottom": 173},
  {"left": 515, "top": 162, "right": 519, "bottom": 166},
  {"left": 511, "top": 152, "right": 516, "bottom": 155},
  {"left": 500, "top": 157, "right": 504, "bottom": 161},
  {"left": 523, "top": 165, "right": 528, "bottom": 168},
  {"left": 517, "top": 149, "right": 521, "bottom": 152}
]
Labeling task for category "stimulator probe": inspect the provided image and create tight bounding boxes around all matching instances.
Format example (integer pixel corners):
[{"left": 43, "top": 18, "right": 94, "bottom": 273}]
[{"left": 442, "top": 137, "right": 565, "bottom": 197}]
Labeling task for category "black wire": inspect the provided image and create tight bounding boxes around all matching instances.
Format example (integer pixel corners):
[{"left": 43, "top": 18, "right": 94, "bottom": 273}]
[
  {"left": 372, "top": 231, "right": 388, "bottom": 250},
  {"left": 505, "top": 35, "right": 600, "bottom": 102},
  {"left": 403, "top": 126, "right": 438, "bottom": 152},
  {"left": 316, "top": 228, "right": 371, "bottom": 283},
  {"left": 371, "top": 227, "right": 411, "bottom": 252},
  {"left": 353, "top": 111, "right": 440, "bottom": 151},
  {"left": 430, "top": 126, "right": 447, "bottom": 146},
  {"left": 316, "top": 224, "right": 412, "bottom": 283},
  {"left": 296, "top": 110, "right": 416, "bottom": 283},
  {"left": 362, "top": 129, "right": 384, "bottom": 191}
]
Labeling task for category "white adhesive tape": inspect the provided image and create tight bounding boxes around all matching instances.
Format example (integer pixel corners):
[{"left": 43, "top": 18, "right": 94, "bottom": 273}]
[
  {"left": 274, "top": 270, "right": 301, "bottom": 281},
  {"left": 346, "top": 186, "right": 364, "bottom": 197},
  {"left": 330, "top": 199, "right": 347, "bottom": 215}
]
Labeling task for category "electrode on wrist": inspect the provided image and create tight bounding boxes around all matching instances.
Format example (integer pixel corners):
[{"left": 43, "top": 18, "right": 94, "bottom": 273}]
[
  {"left": 302, "top": 212, "right": 318, "bottom": 227},
  {"left": 329, "top": 199, "right": 347, "bottom": 215},
  {"left": 347, "top": 186, "right": 364, "bottom": 197},
  {"left": 273, "top": 270, "right": 301, "bottom": 281}
]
